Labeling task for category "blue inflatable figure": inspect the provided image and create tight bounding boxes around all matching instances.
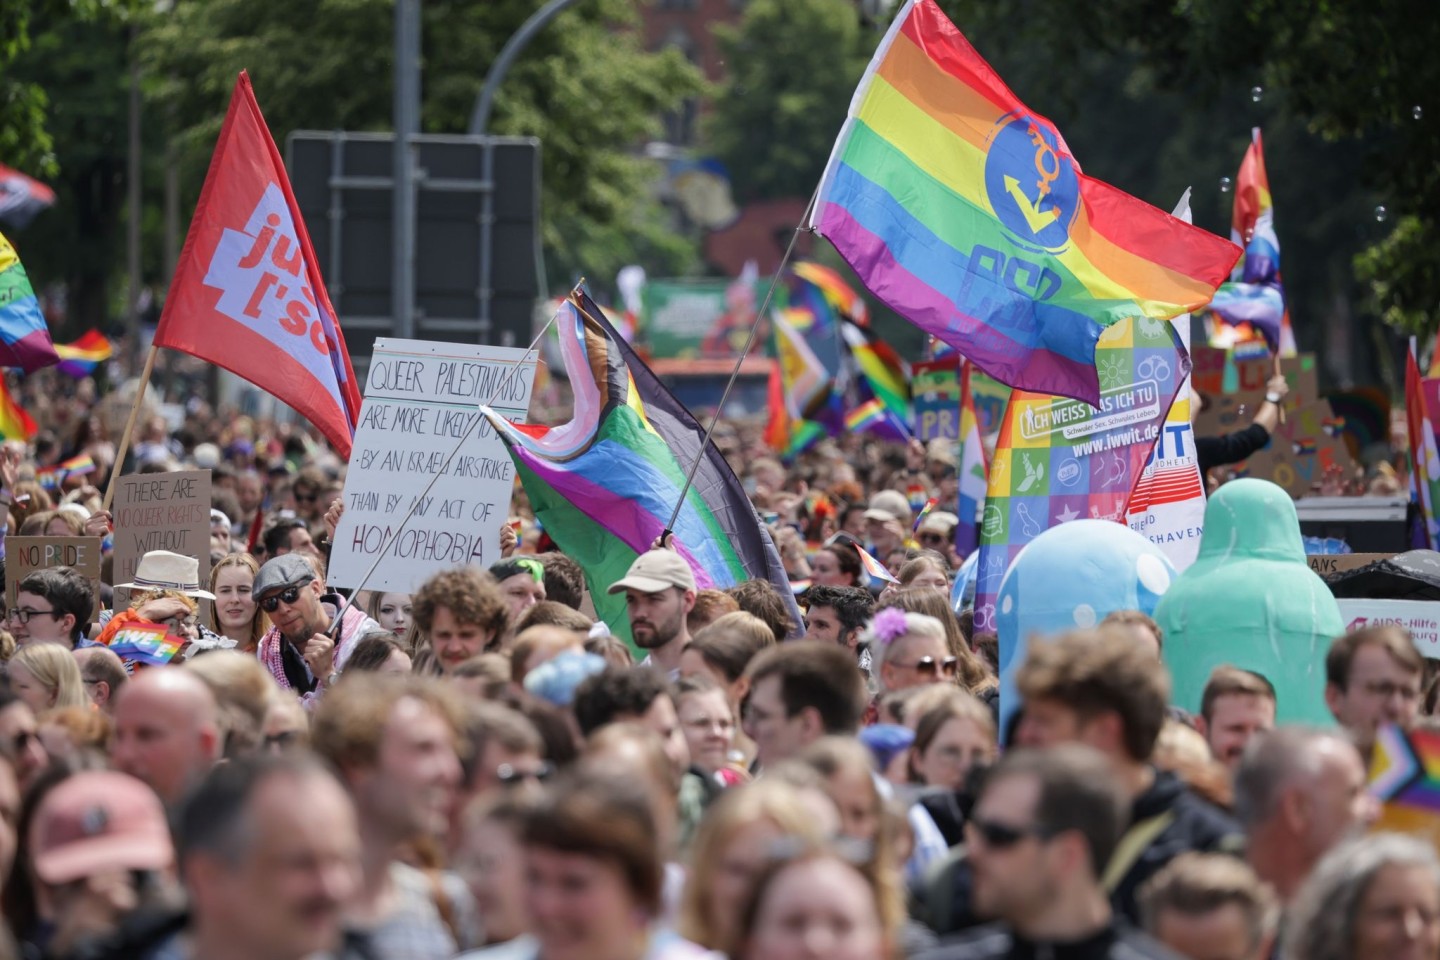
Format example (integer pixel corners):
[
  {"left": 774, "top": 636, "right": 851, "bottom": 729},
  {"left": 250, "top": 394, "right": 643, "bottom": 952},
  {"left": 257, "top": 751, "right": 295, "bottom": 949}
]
[{"left": 996, "top": 519, "right": 1178, "bottom": 737}]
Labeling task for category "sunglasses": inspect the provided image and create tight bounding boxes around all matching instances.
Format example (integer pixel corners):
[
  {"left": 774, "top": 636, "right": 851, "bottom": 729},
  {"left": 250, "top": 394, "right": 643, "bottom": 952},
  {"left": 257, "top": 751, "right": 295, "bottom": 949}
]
[
  {"left": 496, "top": 761, "right": 553, "bottom": 786},
  {"left": 918, "top": 531, "right": 949, "bottom": 544},
  {"left": 899, "top": 656, "right": 959, "bottom": 677},
  {"left": 966, "top": 817, "right": 1056, "bottom": 849},
  {"left": 260, "top": 585, "right": 305, "bottom": 613}
]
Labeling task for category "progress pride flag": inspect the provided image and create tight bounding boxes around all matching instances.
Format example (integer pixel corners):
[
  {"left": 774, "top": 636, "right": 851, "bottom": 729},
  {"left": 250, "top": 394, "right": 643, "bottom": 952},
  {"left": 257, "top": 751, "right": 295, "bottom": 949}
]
[{"left": 155, "top": 72, "right": 361, "bottom": 455}]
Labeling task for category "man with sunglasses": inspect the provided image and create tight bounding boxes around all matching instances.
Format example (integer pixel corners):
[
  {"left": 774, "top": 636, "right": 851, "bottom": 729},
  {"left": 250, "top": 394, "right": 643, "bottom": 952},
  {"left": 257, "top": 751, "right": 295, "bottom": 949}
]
[
  {"left": 253, "top": 554, "right": 378, "bottom": 706},
  {"left": 921, "top": 746, "right": 1180, "bottom": 960}
]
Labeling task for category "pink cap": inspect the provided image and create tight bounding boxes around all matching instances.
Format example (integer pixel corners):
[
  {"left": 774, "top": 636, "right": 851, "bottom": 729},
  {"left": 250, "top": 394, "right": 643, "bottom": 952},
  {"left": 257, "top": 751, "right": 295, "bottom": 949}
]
[{"left": 31, "top": 771, "right": 174, "bottom": 885}]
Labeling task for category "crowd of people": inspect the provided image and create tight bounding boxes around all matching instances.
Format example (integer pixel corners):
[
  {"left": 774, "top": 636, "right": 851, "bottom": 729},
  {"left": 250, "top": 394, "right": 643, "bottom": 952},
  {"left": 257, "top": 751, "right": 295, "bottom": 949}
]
[{"left": 0, "top": 353, "right": 1429, "bottom": 960}]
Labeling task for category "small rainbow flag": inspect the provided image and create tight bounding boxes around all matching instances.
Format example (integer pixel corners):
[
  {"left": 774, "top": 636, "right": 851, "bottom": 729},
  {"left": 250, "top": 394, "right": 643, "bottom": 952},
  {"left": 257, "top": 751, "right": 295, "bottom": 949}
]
[
  {"left": 0, "top": 232, "right": 58, "bottom": 373},
  {"left": 912, "top": 497, "right": 940, "bottom": 533},
  {"left": 836, "top": 534, "right": 900, "bottom": 584},
  {"left": 810, "top": 0, "right": 1240, "bottom": 404},
  {"left": 54, "top": 330, "right": 113, "bottom": 378},
  {"left": 37, "top": 454, "right": 97, "bottom": 489},
  {"left": 0, "top": 376, "right": 35, "bottom": 441},
  {"left": 107, "top": 623, "right": 185, "bottom": 666},
  {"left": 845, "top": 397, "right": 911, "bottom": 443}
]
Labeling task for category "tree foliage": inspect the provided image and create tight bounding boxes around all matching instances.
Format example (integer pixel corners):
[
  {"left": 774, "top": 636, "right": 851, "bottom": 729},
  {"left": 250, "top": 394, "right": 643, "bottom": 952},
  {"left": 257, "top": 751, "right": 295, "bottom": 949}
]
[
  {"left": 707, "top": 0, "right": 873, "bottom": 204},
  {"left": 140, "top": 0, "right": 703, "bottom": 285}
]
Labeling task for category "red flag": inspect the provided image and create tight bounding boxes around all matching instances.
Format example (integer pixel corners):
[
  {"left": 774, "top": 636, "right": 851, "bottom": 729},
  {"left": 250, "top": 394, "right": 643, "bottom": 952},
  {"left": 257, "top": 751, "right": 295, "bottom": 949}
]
[{"left": 155, "top": 72, "right": 361, "bottom": 455}]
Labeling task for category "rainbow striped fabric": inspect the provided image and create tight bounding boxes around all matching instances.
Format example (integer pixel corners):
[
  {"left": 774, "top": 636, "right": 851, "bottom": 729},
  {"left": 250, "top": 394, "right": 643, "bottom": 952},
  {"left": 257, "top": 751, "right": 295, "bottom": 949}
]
[
  {"left": 485, "top": 291, "right": 799, "bottom": 645},
  {"left": 54, "top": 330, "right": 113, "bottom": 378},
  {"left": 1407, "top": 341, "right": 1440, "bottom": 549},
  {"left": 108, "top": 623, "right": 185, "bottom": 666},
  {"left": 1202, "top": 128, "right": 1292, "bottom": 356},
  {"left": 1370, "top": 724, "right": 1440, "bottom": 849},
  {"left": 37, "top": 454, "right": 96, "bottom": 490},
  {"left": 845, "top": 397, "right": 911, "bottom": 443},
  {"left": 836, "top": 535, "right": 900, "bottom": 585},
  {"left": 0, "top": 232, "right": 57, "bottom": 373},
  {"left": 810, "top": 0, "right": 1239, "bottom": 405},
  {"left": 0, "top": 375, "right": 35, "bottom": 441}
]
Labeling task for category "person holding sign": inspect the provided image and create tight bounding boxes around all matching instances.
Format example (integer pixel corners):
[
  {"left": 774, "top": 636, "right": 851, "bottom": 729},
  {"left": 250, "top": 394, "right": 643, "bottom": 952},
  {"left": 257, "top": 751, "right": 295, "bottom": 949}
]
[{"left": 253, "top": 554, "right": 378, "bottom": 706}]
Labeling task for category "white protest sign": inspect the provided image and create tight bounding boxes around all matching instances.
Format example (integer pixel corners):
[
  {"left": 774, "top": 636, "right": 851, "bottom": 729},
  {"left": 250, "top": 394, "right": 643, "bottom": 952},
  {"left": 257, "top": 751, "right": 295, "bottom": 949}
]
[
  {"left": 1337, "top": 599, "right": 1440, "bottom": 657},
  {"left": 328, "top": 339, "right": 537, "bottom": 594}
]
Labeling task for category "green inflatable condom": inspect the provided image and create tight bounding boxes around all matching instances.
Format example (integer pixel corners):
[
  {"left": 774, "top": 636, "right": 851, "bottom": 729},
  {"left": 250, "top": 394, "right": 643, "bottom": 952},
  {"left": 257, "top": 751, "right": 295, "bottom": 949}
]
[{"left": 1154, "top": 477, "right": 1341, "bottom": 725}]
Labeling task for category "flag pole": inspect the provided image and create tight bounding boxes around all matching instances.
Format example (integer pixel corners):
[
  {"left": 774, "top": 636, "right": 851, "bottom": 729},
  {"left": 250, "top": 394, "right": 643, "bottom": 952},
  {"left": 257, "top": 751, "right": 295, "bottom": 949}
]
[
  {"left": 102, "top": 343, "right": 161, "bottom": 513},
  {"left": 662, "top": 190, "right": 819, "bottom": 538},
  {"left": 324, "top": 288, "right": 574, "bottom": 637}
]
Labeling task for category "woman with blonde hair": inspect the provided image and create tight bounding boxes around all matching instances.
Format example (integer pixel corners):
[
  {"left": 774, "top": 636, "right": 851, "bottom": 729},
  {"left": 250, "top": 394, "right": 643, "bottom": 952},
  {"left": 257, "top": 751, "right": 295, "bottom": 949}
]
[
  {"left": 208, "top": 552, "right": 268, "bottom": 652},
  {"left": 8, "top": 643, "right": 88, "bottom": 714},
  {"left": 882, "top": 588, "right": 994, "bottom": 695},
  {"left": 678, "top": 780, "right": 832, "bottom": 952}
]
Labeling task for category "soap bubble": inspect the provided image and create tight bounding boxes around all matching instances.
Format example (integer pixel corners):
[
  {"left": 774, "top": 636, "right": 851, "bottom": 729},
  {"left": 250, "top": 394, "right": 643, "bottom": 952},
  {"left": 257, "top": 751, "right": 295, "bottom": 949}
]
[
  {"left": 1374, "top": 205, "right": 1388, "bottom": 222},
  {"left": 1415, "top": 105, "right": 1424, "bottom": 120},
  {"left": 1250, "top": 86, "right": 1263, "bottom": 103},
  {"left": 1219, "top": 177, "right": 1232, "bottom": 193}
]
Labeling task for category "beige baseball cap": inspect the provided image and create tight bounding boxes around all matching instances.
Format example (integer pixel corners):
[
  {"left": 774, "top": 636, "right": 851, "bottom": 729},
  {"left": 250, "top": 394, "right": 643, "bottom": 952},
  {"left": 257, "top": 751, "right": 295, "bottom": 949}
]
[{"left": 607, "top": 549, "right": 697, "bottom": 595}]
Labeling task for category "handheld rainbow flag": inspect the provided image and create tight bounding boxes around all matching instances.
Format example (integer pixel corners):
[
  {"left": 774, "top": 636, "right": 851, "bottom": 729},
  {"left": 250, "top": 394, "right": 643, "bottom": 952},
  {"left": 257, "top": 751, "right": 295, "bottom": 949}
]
[
  {"left": 1201, "top": 129, "right": 1292, "bottom": 356},
  {"left": 36, "top": 454, "right": 96, "bottom": 490},
  {"left": 912, "top": 497, "right": 940, "bottom": 533},
  {"left": 955, "top": 358, "right": 988, "bottom": 556},
  {"left": 974, "top": 315, "right": 1190, "bottom": 631},
  {"left": 54, "top": 330, "right": 113, "bottom": 378},
  {"left": 484, "top": 291, "right": 800, "bottom": 646},
  {"left": 810, "top": 0, "right": 1239, "bottom": 405},
  {"left": 845, "top": 397, "right": 912, "bottom": 443},
  {"left": 0, "top": 232, "right": 58, "bottom": 373},
  {"left": 0, "top": 375, "right": 35, "bottom": 441},
  {"left": 108, "top": 623, "right": 185, "bottom": 666},
  {"left": 0, "top": 165, "right": 56, "bottom": 229},
  {"left": 1406, "top": 340, "right": 1440, "bottom": 549},
  {"left": 835, "top": 534, "right": 900, "bottom": 584}
]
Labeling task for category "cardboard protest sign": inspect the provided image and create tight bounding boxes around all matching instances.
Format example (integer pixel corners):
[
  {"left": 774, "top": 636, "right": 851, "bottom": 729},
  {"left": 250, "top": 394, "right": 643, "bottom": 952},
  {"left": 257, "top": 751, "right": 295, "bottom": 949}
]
[
  {"left": 328, "top": 339, "right": 538, "bottom": 595},
  {"left": 1233, "top": 401, "right": 1357, "bottom": 498},
  {"left": 1190, "top": 347, "right": 1318, "bottom": 405},
  {"left": 912, "top": 359, "right": 960, "bottom": 440},
  {"left": 1307, "top": 553, "right": 1394, "bottom": 576},
  {"left": 111, "top": 469, "right": 212, "bottom": 611},
  {"left": 1337, "top": 598, "right": 1440, "bottom": 657},
  {"left": 6, "top": 536, "right": 102, "bottom": 619}
]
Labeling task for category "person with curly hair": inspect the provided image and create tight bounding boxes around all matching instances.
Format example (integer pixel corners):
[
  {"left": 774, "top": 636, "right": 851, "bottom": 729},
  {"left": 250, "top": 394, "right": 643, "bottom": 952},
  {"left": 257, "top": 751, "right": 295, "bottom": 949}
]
[{"left": 411, "top": 566, "right": 510, "bottom": 675}]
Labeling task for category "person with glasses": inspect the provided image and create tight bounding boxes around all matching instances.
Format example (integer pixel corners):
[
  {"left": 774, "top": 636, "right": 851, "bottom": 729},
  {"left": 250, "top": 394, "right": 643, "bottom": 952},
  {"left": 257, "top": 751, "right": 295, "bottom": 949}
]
[
  {"left": 915, "top": 510, "right": 962, "bottom": 560},
  {"left": 253, "top": 554, "right": 379, "bottom": 706},
  {"left": 1323, "top": 625, "right": 1423, "bottom": 763},
  {"left": 919, "top": 745, "right": 1179, "bottom": 960},
  {"left": 742, "top": 641, "right": 868, "bottom": 770},
  {"left": 868, "top": 609, "right": 958, "bottom": 695},
  {"left": 10, "top": 567, "right": 94, "bottom": 649},
  {"left": 459, "top": 701, "right": 548, "bottom": 807}
]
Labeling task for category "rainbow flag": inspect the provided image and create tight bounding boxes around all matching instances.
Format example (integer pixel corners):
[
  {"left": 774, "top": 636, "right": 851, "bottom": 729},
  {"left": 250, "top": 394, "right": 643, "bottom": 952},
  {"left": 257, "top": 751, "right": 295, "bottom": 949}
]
[
  {"left": 54, "top": 330, "right": 113, "bottom": 378},
  {"left": 975, "top": 315, "right": 1190, "bottom": 631},
  {"left": 810, "top": 0, "right": 1239, "bottom": 405},
  {"left": 108, "top": 623, "right": 185, "bottom": 666},
  {"left": 0, "top": 232, "right": 58, "bottom": 373},
  {"left": 845, "top": 397, "right": 911, "bottom": 443},
  {"left": 0, "top": 165, "right": 56, "bottom": 229},
  {"left": 841, "top": 318, "right": 909, "bottom": 422},
  {"left": 1406, "top": 340, "right": 1440, "bottom": 549},
  {"left": 485, "top": 291, "right": 800, "bottom": 646},
  {"left": 791, "top": 261, "right": 869, "bottom": 326},
  {"left": 36, "top": 454, "right": 96, "bottom": 490},
  {"left": 956, "top": 358, "right": 988, "bottom": 556},
  {"left": 1370, "top": 724, "right": 1440, "bottom": 848},
  {"left": 0, "top": 375, "right": 35, "bottom": 441},
  {"left": 835, "top": 535, "right": 900, "bottom": 584}
]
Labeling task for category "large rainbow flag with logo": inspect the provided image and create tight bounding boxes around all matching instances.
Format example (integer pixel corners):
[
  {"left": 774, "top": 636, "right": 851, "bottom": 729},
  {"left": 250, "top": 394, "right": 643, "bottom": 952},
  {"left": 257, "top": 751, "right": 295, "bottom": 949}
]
[
  {"left": 809, "top": 0, "right": 1239, "bottom": 405},
  {"left": 0, "top": 232, "right": 58, "bottom": 373},
  {"left": 484, "top": 291, "right": 799, "bottom": 645}
]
